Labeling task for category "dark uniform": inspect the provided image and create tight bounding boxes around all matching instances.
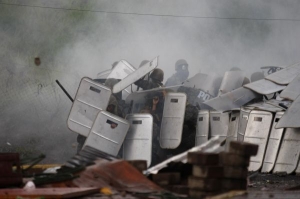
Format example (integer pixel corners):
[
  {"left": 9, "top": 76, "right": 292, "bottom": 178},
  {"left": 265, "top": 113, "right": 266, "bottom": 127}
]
[
  {"left": 134, "top": 68, "right": 164, "bottom": 90},
  {"left": 165, "top": 59, "right": 189, "bottom": 87},
  {"left": 134, "top": 68, "right": 165, "bottom": 166}
]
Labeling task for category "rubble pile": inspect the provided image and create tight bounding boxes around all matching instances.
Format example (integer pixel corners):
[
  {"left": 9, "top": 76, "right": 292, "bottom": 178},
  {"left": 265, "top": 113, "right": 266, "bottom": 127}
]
[{"left": 187, "top": 141, "right": 258, "bottom": 198}]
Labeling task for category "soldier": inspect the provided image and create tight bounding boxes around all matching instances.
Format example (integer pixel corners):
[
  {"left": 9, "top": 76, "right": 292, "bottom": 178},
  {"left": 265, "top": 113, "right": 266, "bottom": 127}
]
[
  {"left": 165, "top": 59, "right": 189, "bottom": 87},
  {"left": 134, "top": 68, "right": 164, "bottom": 90}
]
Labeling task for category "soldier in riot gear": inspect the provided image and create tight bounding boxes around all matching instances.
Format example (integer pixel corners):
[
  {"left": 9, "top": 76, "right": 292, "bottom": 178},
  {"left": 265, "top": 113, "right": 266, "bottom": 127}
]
[
  {"left": 134, "top": 68, "right": 164, "bottom": 90},
  {"left": 165, "top": 59, "right": 189, "bottom": 87}
]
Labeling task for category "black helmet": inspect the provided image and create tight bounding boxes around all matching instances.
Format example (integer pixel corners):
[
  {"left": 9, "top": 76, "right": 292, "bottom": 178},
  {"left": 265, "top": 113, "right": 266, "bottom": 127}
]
[
  {"left": 251, "top": 72, "right": 264, "bottom": 82},
  {"left": 175, "top": 59, "right": 189, "bottom": 71},
  {"left": 139, "top": 60, "right": 149, "bottom": 68},
  {"left": 150, "top": 68, "right": 164, "bottom": 82}
]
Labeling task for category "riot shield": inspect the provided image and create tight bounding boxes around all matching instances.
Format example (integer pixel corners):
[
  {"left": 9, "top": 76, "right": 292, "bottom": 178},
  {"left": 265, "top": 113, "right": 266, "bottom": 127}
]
[
  {"left": 177, "top": 86, "right": 213, "bottom": 107},
  {"left": 96, "top": 68, "right": 112, "bottom": 79},
  {"left": 113, "top": 57, "right": 158, "bottom": 93},
  {"left": 195, "top": 110, "right": 209, "bottom": 146},
  {"left": 273, "top": 128, "right": 300, "bottom": 174},
  {"left": 125, "top": 86, "right": 180, "bottom": 114},
  {"left": 202, "top": 87, "right": 260, "bottom": 111},
  {"left": 246, "top": 101, "right": 285, "bottom": 113},
  {"left": 276, "top": 95, "right": 300, "bottom": 128},
  {"left": 160, "top": 92, "right": 187, "bottom": 149},
  {"left": 280, "top": 74, "right": 300, "bottom": 101},
  {"left": 237, "top": 108, "right": 251, "bottom": 141},
  {"left": 225, "top": 110, "right": 240, "bottom": 150},
  {"left": 243, "top": 79, "right": 286, "bottom": 95},
  {"left": 123, "top": 114, "right": 153, "bottom": 167},
  {"left": 244, "top": 110, "right": 273, "bottom": 171},
  {"left": 218, "top": 71, "right": 245, "bottom": 96},
  {"left": 209, "top": 111, "right": 229, "bottom": 140},
  {"left": 106, "top": 60, "right": 136, "bottom": 80},
  {"left": 183, "top": 73, "right": 218, "bottom": 96},
  {"left": 265, "top": 62, "right": 300, "bottom": 85},
  {"left": 261, "top": 112, "right": 285, "bottom": 173},
  {"left": 68, "top": 77, "right": 111, "bottom": 136},
  {"left": 83, "top": 111, "right": 130, "bottom": 156}
]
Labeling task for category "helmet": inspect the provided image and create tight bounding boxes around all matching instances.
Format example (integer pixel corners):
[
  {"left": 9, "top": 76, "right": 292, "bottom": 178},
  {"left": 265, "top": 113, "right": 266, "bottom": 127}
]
[
  {"left": 139, "top": 60, "right": 149, "bottom": 68},
  {"left": 150, "top": 68, "right": 164, "bottom": 82},
  {"left": 230, "top": 67, "right": 241, "bottom": 71},
  {"left": 251, "top": 72, "right": 264, "bottom": 82},
  {"left": 104, "top": 78, "right": 119, "bottom": 89},
  {"left": 175, "top": 59, "right": 189, "bottom": 71},
  {"left": 111, "top": 61, "right": 118, "bottom": 69}
]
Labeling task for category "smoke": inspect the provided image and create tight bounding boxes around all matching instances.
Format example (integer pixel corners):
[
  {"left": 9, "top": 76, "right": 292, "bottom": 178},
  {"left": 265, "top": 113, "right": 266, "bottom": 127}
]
[{"left": 1, "top": 0, "right": 300, "bottom": 162}]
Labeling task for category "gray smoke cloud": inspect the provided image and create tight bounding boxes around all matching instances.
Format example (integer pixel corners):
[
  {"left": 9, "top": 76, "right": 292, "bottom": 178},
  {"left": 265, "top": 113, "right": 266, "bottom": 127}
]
[{"left": 1, "top": 0, "right": 300, "bottom": 163}]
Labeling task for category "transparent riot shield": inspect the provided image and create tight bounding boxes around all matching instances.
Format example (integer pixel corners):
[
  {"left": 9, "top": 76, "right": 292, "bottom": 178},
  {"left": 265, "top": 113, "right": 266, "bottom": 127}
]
[
  {"left": 202, "top": 87, "right": 260, "bottom": 111},
  {"left": 177, "top": 86, "right": 213, "bottom": 107},
  {"left": 160, "top": 92, "right": 187, "bottom": 149},
  {"left": 237, "top": 108, "right": 251, "bottom": 141},
  {"left": 274, "top": 128, "right": 300, "bottom": 174},
  {"left": 265, "top": 62, "right": 300, "bottom": 85},
  {"left": 243, "top": 79, "right": 286, "bottom": 95},
  {"left": 246, "top": 101, "right": 284, "bottom": 113},
  {"left": 125, "top": 86, "right": 180, "bottom": 114},
  {"left": 183, "top": 73, "right": 218, "bottom": 97},
  {"left": 276, "top": 95, "right": 300, "bottom": 128},
  {"left": 106, "top": 60, "right": 136, "bottom": 80},
  {"left": 243, "top": 110, "right": 273, "bottom": 171},
  {"left": 113, "top": 57, "right": 158, "bottom": 93},
  {"left": 195, "top": 110, "right": 209, "bottom": 146},
  {"left": 218, "top": 71, "right": 245, "bottom": 96},
  {"left": 261, "top": 112, "right": 285, "bottom": 173},
  {"left": 209, "top": 111, "right": 229, "bottom": 140},
  {"left": 123, "top": 114, "right": 153, "bottom": 167},
  {"left": 225, "top": 110, "right": 240, "bottom": 150},
  {"left": 83, "top": 111, "right": 130, "bottom": 156},
  {"left": 96, "top": 69, "right": 112, "bottom": 79},
  {"left": 68, "top": 77, "right": 111, "bottom": 136},
  {"left": 280, "top": 73, "right": 300, "bottom": 101}
]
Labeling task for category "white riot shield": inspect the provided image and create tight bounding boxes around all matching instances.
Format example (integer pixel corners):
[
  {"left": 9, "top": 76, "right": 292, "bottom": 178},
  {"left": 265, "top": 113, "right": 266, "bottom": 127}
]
[
  {"left": 209, "top": 111, "right": 229, "bottom": 140},
  {"left": 83, "top": 111, "right": 130, "bottom": 156},
  {"left": 195, "top": 110, "right": 209, "bottom": 146},
  {"left": 261, "top": 112, "right": 285, "bottom": 173},
  {"left": 160, "top": 92, "right": 187, "bottom": 149},
  {"left": 225, "top": 111, "right": 240, "bottom": 150},
  {"left": 280, "top": 74, "right": 300, "bottom": 101},
  {"left": 237, "top": 108, "right": 251, "bottom": 141},
  {"left": 68, "top": 77, "right": 111, "bottom": 136},
  {"left": 218, "top": 71, "right": 245, "bottom": 96},
  {"left": 243, "top": 79, "right": 286, "bottom": 95},
  {"left": 123, "top": 114, "right": 153, "bottom": 167},
  {"left": 107, "top": 60, "right": 136, "bottom": 80},
  {"left": 265, "top": 62, "right": 300, "bottom": 85},
  {"left": 113, "top": 57, "right": 158, "bottom": 93},
  {"left": 276, "top": 95, "right": 300, "bottom": 129},
  {"left": 274, "top": 128, "right": 300, "bottom": 174},
  {"left": 244, "top": 110, "right": 273, "bottom": 171},
  {"left": 202, "top": 87, "right": 260, "bottom": 111}
]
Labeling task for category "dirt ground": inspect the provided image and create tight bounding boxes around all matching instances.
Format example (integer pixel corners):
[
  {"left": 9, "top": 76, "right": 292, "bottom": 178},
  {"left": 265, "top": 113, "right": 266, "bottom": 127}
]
[{"left": 248, "top": 172, "right": 300, "bottom": 191}]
